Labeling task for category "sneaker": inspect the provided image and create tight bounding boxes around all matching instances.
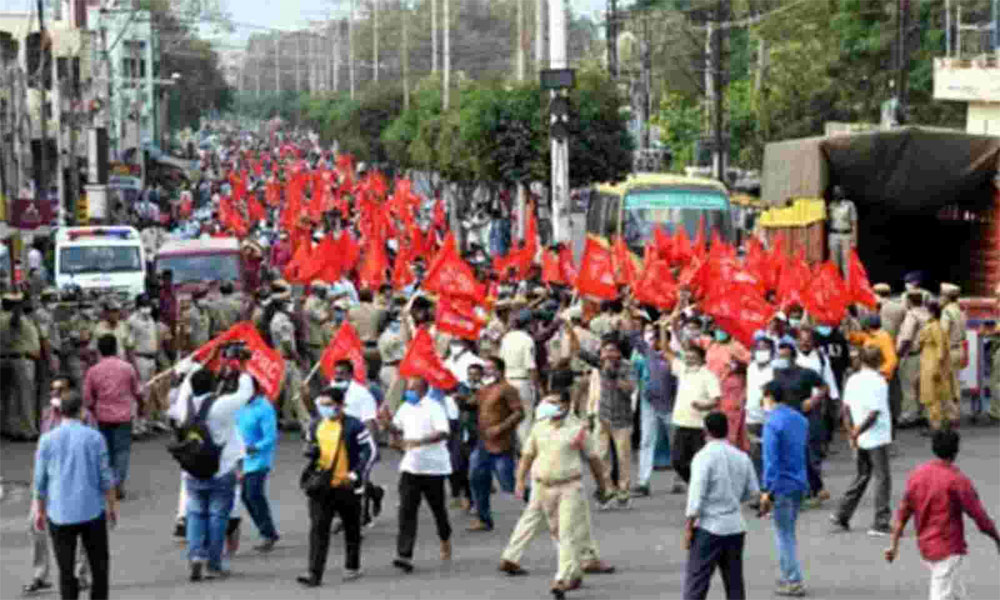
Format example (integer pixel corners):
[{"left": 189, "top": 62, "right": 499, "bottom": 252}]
[
  {"left": 867, "top": 526, "right": 891, "bottom": 537},
  {"left": 22, "top": 578, "right": 52, "bottom": 594},
  {"left": 189, "top": 560, "right": 204, "bottom": 582},
  {"left": 467, "top": 518, "right": 493, "bottom": 532},
  {"left": 342, "top": 568, "right": 364, "bottom": 582},
  {"left": 669, "top": 481, "right": 686, "bottom": 495},
  {"left": 371, "top": 485, "right": 385, "bottom": 520},
  {"left": 499, "top": 559, "right": 529, "bottom": 576},
  {"left": 828, "top": 514, "right": 850, "bottom": 533},
  {"left": 393, "top": 557, "right": 414, "bottom": 573},
  {"left": 296, "top": 574, "right": 321, "bottom": 587},
  {"left": 173, "top": 517, "right": 186, "bottom": 539},
  {"left": 254, "top": 536, "right": 279, "bottom": 553},
  {"left": 581, "top": 560, "right": 615, "bottom": 574},
  {"left": 631, "top": 485, "right": 651, "bottom": 498},
  {"left": 775, "top": 581, "right": 807, "bottom": 597},
  {"left": 440, "top": 539, "right": 452, "bottom": 561},
  {"left": 616, "top": 494, "right": 632, "bottom": 510}
]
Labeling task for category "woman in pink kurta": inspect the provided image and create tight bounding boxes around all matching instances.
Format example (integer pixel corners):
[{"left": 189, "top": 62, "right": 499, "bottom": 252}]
[{"left": 705, "top": 332, "right": 751, "bottom": 452}]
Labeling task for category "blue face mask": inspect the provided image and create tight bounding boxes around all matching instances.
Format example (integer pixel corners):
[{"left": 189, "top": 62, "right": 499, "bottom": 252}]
[
  {"left": 535, "top": 402, "right": 565, "bottom": 421},
  {"left": 403, "top": 390, "right": 421, "bottom": 405},
  {"left": 815, "top": 325, "right": 832, "bottom": 336},
  {"left": 714, "top": 330, "right": 730, "bottom": 343},
  {"left": 772, "top": 358, "right": 791, "bottom": 370},
  {"left": 317, "top": 405, "right": 339, "bottom": 420}
]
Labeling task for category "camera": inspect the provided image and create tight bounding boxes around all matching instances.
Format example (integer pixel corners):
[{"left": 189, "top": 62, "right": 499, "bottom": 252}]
[{"left": 221, "top": 341, "right": 253, "bottom": 361}]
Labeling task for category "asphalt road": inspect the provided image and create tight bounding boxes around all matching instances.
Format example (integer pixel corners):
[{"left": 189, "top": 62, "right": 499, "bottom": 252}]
[{"left": 3, "top": 423, "right": 1000, "bottom": 600}]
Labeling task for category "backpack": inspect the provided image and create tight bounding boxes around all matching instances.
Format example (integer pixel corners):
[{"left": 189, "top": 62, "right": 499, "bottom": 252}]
[{"left": 167, "top": 392, "right": 222, "bottom": 480}]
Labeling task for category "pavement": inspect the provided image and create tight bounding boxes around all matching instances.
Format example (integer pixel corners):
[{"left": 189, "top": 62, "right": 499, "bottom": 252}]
[{"left": 2, "top": 422, "right": 1000, "bottom": 600}]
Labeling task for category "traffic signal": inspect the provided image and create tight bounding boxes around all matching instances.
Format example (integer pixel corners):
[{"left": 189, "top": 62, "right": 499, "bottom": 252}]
[
  {"left": 76, "top": 191, "right": 88, "bottom": 225},
  {"left": 550, "top": 94, "right": 570, "bottom": 142}
]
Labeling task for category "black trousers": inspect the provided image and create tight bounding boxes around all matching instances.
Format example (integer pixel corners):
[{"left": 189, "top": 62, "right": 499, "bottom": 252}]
[
  {"left": 834, "top": 445, "right": 892, "bottom": 529},
  {"left": 671, "top": 426, "right": 706, "bottom": 484},
  {"left": 396, "top": 472, "right": 451, "bottom": 560},
  {"left": 449, "top": 434, "right": 472, "bottom": 501},
  {"left": 683, "top": 529, "right": 746, "bottom": 600},
  {"left": 49, "top": 514, "right": 109, "bottom": 600},
  {"left": 308, "top": 488, "right": 362, "bottom": 579}
]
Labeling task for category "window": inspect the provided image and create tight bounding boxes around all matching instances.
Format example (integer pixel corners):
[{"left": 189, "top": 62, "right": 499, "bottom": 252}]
[
  {"left": 156, "top": 254, "right": 242, "bottom": 284},
  {"left": 59, "top": 246, "right": 142, "bottom": 275}
]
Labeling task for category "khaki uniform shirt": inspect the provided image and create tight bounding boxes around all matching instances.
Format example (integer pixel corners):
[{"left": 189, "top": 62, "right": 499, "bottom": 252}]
[
  {"left": 499, "top": 329, "right": 536, "bottom": 380},
  {"left": 91, "top": 320, "right": 131, "bottom": 358},
  {"left": 941, "top": 302, "right": 967, "bottom": 349},
  {"left": 32, "top": 307, "right": 59, "bottom": 351},
  {"left": 212, "top": 295, "right": 243, "bottom": 335},
  {"left": 0, "top": 312, "right": 42, "bottom": 358},
  {"left": 879, "top": 299, "right": 907, "bottom": 341},
  {"left": 524, "top": 413, "right": 597, "bottom": 484},
  {"left": 269, "top": 310, "right": 297, "bottom": 358},
  {"left": 127, "top": 313, "right": 159, "bottom": 356},
  {"left": 188, "top": 304, "right": 212, "bottom": 348},
  {"left": 378, "top": 327, "right": 407, "bottom": 364},
  {"left": 897, "top": 307, "right": 931, "bottom": 355},
  {"left": 348, "top": 302, "right": 386, "bottom": 342},
  {"left": 303, "top": 296, "right": 331, "bottom": 348}
]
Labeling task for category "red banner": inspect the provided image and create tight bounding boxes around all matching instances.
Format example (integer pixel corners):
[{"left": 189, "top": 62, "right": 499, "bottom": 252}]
[
  {"left": 848, "top": 249, "right": 879, "bottom": 309},
  {"left": 191, "top": 322, "right": 286, "bottom": 402},
  {"left": 319, "top": 323, "right": 367, "bottom": 383},
  {"left": 575, "top": 237, "right": 618, "bottom": 300},
  {"left": 435, "top": 296, "right": 487, "bottom": 340},
  {"left": 423, "top": 233, "right": 487, "bottom": 303},
  {"left": 398, "top": 328, "right": 459, "bottom": 391}
]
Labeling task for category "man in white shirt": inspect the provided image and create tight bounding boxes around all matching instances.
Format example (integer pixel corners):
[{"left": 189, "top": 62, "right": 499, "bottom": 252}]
[
  {"left": 746, "top": 336, "right": 775, "bottom": 482},
  {"left": 499, "top": 310, "right": 539, "bottom": 447},
  {"left": 379, "top": 376, "right": 453, "bottom": 573},
  {"left": 830, "top": 346, "right": 893, "bottom": 537},
  {"left": 27, "top": 244, "right": 43, "bottom": 272},
  {"left": 667, "top": 345, "right": 722, "bottom": 494},
  {"left": 444, "top": 339, "right": 485, "bottom": 385},
  {"left": 176, "top": 363, "right": 252, "bottom": 581}
]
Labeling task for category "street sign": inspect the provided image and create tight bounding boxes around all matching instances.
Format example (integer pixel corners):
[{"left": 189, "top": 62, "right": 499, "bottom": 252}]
[{"left": 540, "top": 68, "right": 576, "bottom": 90}]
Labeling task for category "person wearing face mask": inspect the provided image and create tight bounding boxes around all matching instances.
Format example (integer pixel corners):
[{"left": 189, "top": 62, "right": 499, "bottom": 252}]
[
  {"left": 297, "top": 387, "right": 374, "bottom": 587},
  {"left": 378, "top": 377, "right": 453, "bottom": 573},
  {"left": 127, "top": 295, "right": 161, "bottom": 439},
  {"left": 265, "top": 280, "right": 306, "bottom": 431},
  {"left": 91, "top": 298, "right": 132, "bottom": 361},
  {"left": 450, "top": 363, "right": 486, "bottom": 511},
  {"left": 662, "top": 344, "right": 721, "bottom": 495},
  {"left": 2, "top": 291, "right": 43, "bottom": 441},
  {"left": 303, "top": 283, "right": 333, "bottom": 368},
  {"left": 746, "top": 336, "right": 776, "bottom": 483},
  {"left": 377, "top": 309, "right": 409, "bottom": 412},
  {"left": 706, "top": 327, "right": 751, "bottom": 453},
  {"left": 348, "top": 288, "right": 388, "bottom": 374},
  {"left": 873, "top": 283, "right": 906, "bottom": 341},
  {"left": 23, "top": 378, "right": 96, "bottom": 595},
  {"left": 501, "top": 369, "right": 612, "bottom": 596},
  {"left": 896, "top": 291, "right": 931, "bottom": 429},
  {"left": 186, "top": 288, "right": 214, "bottom": 351},
  {"left": 626, "top": 316, "right": 676, "bottom": 498}
]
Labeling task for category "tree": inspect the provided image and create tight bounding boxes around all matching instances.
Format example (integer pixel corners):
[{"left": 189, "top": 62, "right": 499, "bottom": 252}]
[{"left": 558, "top": 68, "right": 634, "bottom": 188}]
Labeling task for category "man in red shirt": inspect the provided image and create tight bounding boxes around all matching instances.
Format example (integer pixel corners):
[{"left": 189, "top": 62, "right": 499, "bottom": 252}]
[
  {"left": 83, "top": 334, "right": 141, "bottom": 500},
  {"left": 885, "top": 429, "right": 1000, "bottom": 600}
]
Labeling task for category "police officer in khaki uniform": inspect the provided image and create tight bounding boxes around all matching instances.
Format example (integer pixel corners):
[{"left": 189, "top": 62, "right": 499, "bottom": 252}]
[
  {"left": 267, "top": 280, "right": 306, "bottom": 430},
  {"left": 31, "top": 289, "right": 60, "bottom": 420},
  {"left": 349, "top": 288, "right": 388, "bottom": 376},
  {"left": 377, "top": 299, "right": 410, "bottom": 412},
  {"left": 1, "top": 292, "right": 42, "bottom": 440},
  {"left": 91, "top": 299, "right": 132, "bottom": 361},
  {"left": 187, "top": 287, "right": 213, "bottom": 350},
  {"left": 128, "top": 294, "right": 160, "bottom": 437},
  {"left": 939, "top": 283, "right": 967, "bottom": 406},
  {"left": 211, "top": 281, "right": 243, "bottom": 336},
  {"left": 302, "top": 282, "right": 332, "bottom": 367},
  {"left": 896, "top": 291, "right": 931, "bottom": 427},
  {"left": 874, "top": 283, "right": 907, "bottom": 341}
]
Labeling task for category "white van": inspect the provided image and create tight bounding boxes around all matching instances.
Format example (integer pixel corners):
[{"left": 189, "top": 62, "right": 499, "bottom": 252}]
[{"left": 54, "top": 226, "right": 146, "bottom": 297}]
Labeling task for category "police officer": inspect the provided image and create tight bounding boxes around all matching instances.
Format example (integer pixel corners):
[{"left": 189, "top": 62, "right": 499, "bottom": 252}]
[
  {"left": 211, "top": 281, "right": 243, "bottom": 336},
  {"left": 827, "top": 185, "right": 858, "bottom": 278},
  {"left": 31, "top": 288, "right": 61, "bottom": 420},
  {"left": 377, "top": 300, "right": 409, "bottom": 413},
  {"left": 874, "top": 283, "right": 906, "bottom": 341},
  {"left": 348, "top": 288, "right": 387, "bottom": 376},
  {"left": 302, "top": 282, "right": 332, "bottom": 367},
  {"left": 91, "top": 298, "right": 131, "bottom": 361},
  {"left": 939, "top": 283, "right": 967, "bottom": 407},
  {"left": 266, "top": 280, "right": 306, "bottom": 430},
  {"left": 187, "top": 287, "right": 214, "bottom": 350},
  {"left": 896, "top": 291, "right": 931, "bottom": 428},
  {"left": 1, "top": 292, "right": 42, "bottom": 440},
  {"left": 128, "top": 294, "right": 160, "bottom": 437}
]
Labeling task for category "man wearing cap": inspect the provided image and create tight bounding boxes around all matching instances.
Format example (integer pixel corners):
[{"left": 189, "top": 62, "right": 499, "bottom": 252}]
[
  {"left": 31, "top": 289, "right": 61, "bottom": 424},
  {"left": 874, "top": 284, "right": 906, "bottom": 341},
  {"left": 499, "top": 309, "right": 539, "bottom": 448},
  {"left": 211, "top": 282, "right": 243, "bottom": 337},
  {"left": 827, "top": 185, "right": 858, "bottom": 279},
  {"left": 348, "top": 288, "right": 388, "bottom": 374},
  {"left": 127, "top": 295, "right": 160, "bottom": 438},
  {"left": 187, "top": 288, "right": 214, "bottom": 350},
  {"left": 1, "top": 292, "right": 42, "bottom": 440},
  {"left": 303, "top": 283, "right": 332, "bottom": 368},
  {"left": 378, "top": 299, "right": 409, "bottom": 412},
  {"left": 91, "top": 300, "right": 132, "bottom": 362},
  {"left": 268, "top": 280, "right": 306, "bottom": 429},
  {"left": 897, "top": 292, "right": 931, "bottom": 428},
  {"left": 939, "top": 284, "right": 967, "bottom": 409}
]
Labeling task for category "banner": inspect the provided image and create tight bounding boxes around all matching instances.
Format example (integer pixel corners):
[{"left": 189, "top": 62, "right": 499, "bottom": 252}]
[
  {"left": 575, "top": 237, "right": 618, "bottom": 300},
  {"left": 848, "top": 249, "right": 879, "bottom": 309},
  {"left": 398, "top": 328, "right": 459, "bottom": 391},
  {"left": 435, "top": 296, "right": 487, "bottom": 340},
  {"left": 191, "top": 322, "right": 286, "bottom": 401},
  {"left": 423, "top": 233, "right": 487, "bottom": 303},
  {"left": 319, "top": 323, "right": 367, "bottom": 383}
]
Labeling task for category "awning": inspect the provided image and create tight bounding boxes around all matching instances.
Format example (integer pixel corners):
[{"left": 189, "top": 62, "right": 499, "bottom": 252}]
[{"left": 758, "top": 198, "right": 827, "bottom": 228}]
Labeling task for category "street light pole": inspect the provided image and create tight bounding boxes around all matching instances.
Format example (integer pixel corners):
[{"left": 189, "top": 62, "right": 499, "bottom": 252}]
[{"left": 549, "top": 0, "right": 569, "bottom": 244}]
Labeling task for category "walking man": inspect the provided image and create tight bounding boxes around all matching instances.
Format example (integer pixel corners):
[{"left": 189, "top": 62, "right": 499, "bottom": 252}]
[
  {"left": 628, "top": 319, "right": 676, "bottom": 497},
  {"left": 499, "top": 309, "right": 539, "bottom": 447},
  {"left": 668, "top": 344, "right": 721, "bottom": 494},
  {"left": 897, "top": 291, "right": 931, "bottom": 428},
  {"left": 683, "top": 412, "right": 760, "bottom": 600},
  {"left": 467, "top": 356, "right": 524, "bottom": 531},
  {"left": 830, "top": 346, "right": 893, "bottom": 536},
  {"left": 885, "top": 429, "right": 1000, "bottom": 600},
  {"left": 33, "top": 390, "right": 118, "bottom": 600},
  {"left": 759, "top": 380, "right": 810, "bottom": 598},
  {"left": 83, "top": 335, "right": 141, "bottom": 500},
  {"left": 236, "top": 377, "right": 280, "bottom": 552}
]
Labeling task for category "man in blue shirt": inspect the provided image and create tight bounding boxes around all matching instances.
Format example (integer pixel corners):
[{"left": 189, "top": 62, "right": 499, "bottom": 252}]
[
  {"left": 33, "top": 391, "right": 118, "bottom": 600},
  {"left": 628, "top": 319, "right": 676, "bottom": 497},
  {"left": 759, "top": 380, "right": 810, "bottom": 598},
  {"left": 236, "top": 382, "right": 280, "bottom": 553}
]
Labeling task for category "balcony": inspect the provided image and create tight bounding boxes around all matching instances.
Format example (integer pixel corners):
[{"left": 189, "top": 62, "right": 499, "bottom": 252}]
[{"left": 933, "top": 54, "right": 1000, "bottom": 103}]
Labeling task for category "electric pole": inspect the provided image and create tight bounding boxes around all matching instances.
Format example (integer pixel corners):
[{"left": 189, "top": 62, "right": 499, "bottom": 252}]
[
  {"left": 536, "top": 0, "right": 545, "bottom": 72},
  {"left": 402, "top": 0, "right": 410, "bottom": 109},
  {"left": 516, "top": 0, "right": 527, "bottom": 240},
  {"left": 432, "top": 0, "right": 438, "bottom": 73},
  {"left": 896, "top": 0, "right": 910, "bottom": 124},
  {"left": 296, "top": 31, "right": 302, "bottom": 93},
  {"left": 36, "top": 0, "right": 48, "bottom": 208},
  {"left": 641, "top": 16, "right": 651, "bottom": 151},
  {"left": 549, "top": 0, "right": 569, "bottom": 244},
  {"left": 607, "top": 0, "right": 618, "bottom": 78},
  {"left": 275, "top": 34, "right": 281, "bottom": 95},
  {"left": 517, "top": 0, "right": 526, "bottom": 81},
  {"left": 443, "top": 0, "right": 450, "bottom": 110},
  {"left": 373, "top": 0, "right": 379, "bottom": 83},
  {"left": 705, "top": 0, "right": 729, "bottom": 182},
  {"left": 350, "top": 0, "right": 356, "bottom": 99}
]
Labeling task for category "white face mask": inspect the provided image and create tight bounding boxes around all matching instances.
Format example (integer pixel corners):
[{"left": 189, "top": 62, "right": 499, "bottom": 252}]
[
  {"left": 643, "top": 332, "right": 656, "bottom": 345},
  {"left": 754, "top": 350, "right": 772, "bottom": 365},
  {"left": 140, "top": 306, "right": 153, "bottom": 316}
]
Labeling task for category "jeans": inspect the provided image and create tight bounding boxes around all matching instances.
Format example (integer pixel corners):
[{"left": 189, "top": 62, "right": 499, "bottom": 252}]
[
  {"left": 638, "top": 398, "right": 671, "bottom": 487},
  {"left": 746, "top": 423, "right": 764, "bottom": 483},
  {"left": 48, "top": 514, "right": 109, "bottom": 600},
  {"left": 308, "top": 488, "right": 362, "bottom": 578},
  {"left": 185, "top": 471, "right": 237, "bottom": 570},
  {"left": 469, "top": 442, "right": 516, "bottom": 528},
  {"left": 683, "top": 529, "right": 746, "bottom": 600},
  {"left": 241, "top": 470, "right": 278, "bottom": 541},
  {"left": 396, "top": 472, "right": 451, "bottom": 560},
  {"left": 834, "top": 445, "right": 892, "bottom": 529},
  {"left": 98, "top": 422, "right": 132, "bottom": 489},
  {"left": 772, "top": 491, "right": 804, "bottom": 585},
  {"left": 805, "top": 413, "right": 826, "bottom": 495}
]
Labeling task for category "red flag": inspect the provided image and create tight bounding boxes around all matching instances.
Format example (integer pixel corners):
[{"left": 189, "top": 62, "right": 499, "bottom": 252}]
[
  {"left": 848, "top": 249, "right": 879, "bottom": 309},
  {"left": 299, "top": 235, "right": 339, "bottom": 283},
  {"left": 423, "top": 234, "right": 487, "bottom": 304},
  {"left": 702, "top": 294, "right": 776, "bottom": 349},
  {"left": 804, "top": 261, "right": 851, "bottom": 326},
  {"left": 612, "top": 237, "right": 638, "bottom": 287},
  {"left": 672, "top": 227, "right": 693, "bottom": 265},
  {"left": 319, "top": 323, "right": 367, "bottom": 383},
  {"left": 283, "top": 240, "right": 314, "bottom": 283},
  {"left": 191, "top": 322, "right": 286, "bottom": 401},
  {"left": 558, "top": 245, "right": 578, "bottom": 286},
  {"left": 575, "top": 237, "right": 618, "bottom": 300},
  {"left": 392, "top": 243, "right": 417, "bottom": 290},
  {"left": 541, "top": 249, "right": 563, "bottom": 285},
  {"left": 434, "top": 296, "right": 487, "bottom": 341},
  {"left": 776, "top": 251, "right": 812, "bottom": 310},
  {"left": 633, "top": 260, "right": 678, "bottom": 310},
  {"left": 432, "top": 195, "right": 448, "bottom": 232},
  {"left": 358, "top": 236, "right": 389, "bottom": 290},
  {"left": 398, "top": 328, "right": 459, "bottom": 391},
  {"left": 691, "top": 215, "right": 707, "bottom": 260},
  {"left": 247, "top": 194, "right": 266, "bottom": 223},
  {"left": 653, "top": 226, "right": 673, "bottom": 263}
]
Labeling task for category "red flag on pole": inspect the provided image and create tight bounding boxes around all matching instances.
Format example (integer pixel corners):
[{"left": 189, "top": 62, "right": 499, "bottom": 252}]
[
  {"left": 575, "top": 237, "right": 618, "bottom": 300},
  {"left": 319, "top": 323, "right": 367, "bottom": 383},
  {"left": 191, "top": 322, "right": 286, "bottom": 401},
  {"left": 435, "top": 296, "right": 487, "bottom": 341},
  {"left": 848, "top": 249, "right": 879, "bottom": 309},
  {"left": 423, "top": 233, "right": 487, "bottom": 303},
  {"left": 398, "top": 328, "right": 459, "bottom": 391}
]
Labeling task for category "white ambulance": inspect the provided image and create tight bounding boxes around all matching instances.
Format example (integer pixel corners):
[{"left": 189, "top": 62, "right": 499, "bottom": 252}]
[{"left": 54, "top": 226, "right": 146, "bottom": 298}]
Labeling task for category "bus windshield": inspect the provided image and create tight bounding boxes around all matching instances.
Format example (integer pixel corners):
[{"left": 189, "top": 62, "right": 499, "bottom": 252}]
[
  {"left": 621, "top": 189, "right": 732, "bottom": 248},
  {"left": 59, "top": 246, "right": 142, "bottom": 274},
  {"left": 156, "top": 253, "right": 241, "bottom": 284}
]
